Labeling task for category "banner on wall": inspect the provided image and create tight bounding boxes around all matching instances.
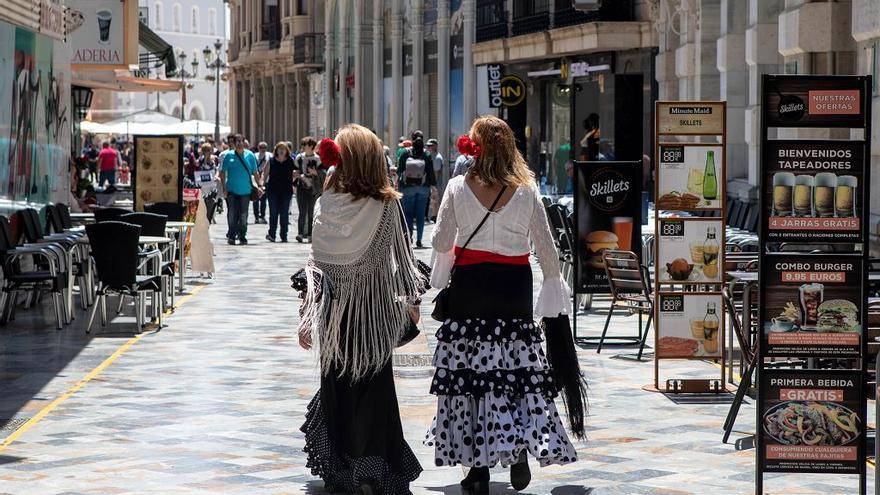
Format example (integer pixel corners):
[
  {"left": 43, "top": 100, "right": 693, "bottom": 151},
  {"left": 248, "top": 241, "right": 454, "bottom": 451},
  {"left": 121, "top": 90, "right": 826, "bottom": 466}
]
[{"left": 573, "top": 161, "right": 642, "bottom": 294}]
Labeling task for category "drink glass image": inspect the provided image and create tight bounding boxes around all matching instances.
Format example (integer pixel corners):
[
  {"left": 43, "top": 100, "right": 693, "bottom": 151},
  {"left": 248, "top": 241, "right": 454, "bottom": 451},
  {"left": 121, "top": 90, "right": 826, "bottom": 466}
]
[
  {"left": 835, "top": 175, "right": 857, "bottom": 217},
  {"left": 772, "top": 172, "right": 795, "bottom": 217},
  {"left": 813, "top": 173, "right": 837, "bottom": 218},
  {"left": 686, "top": 167, "right": 703, "bottom": 196},
  {"left": 798, "top": 283, "right": 824, "bottom": 328},
  {"left": 611, "top": 217, "right": 633, "bottom": 252},
  {"left": 689, "top": 241, "right": 704, "bottom": 265},
  {"left": 97, "top": 10, "right": 112, "bottom": 44},
  {"left": 793, "top": 175, "right": 813, "bottom": 217},
  {"left": 690, "top": 319, "right": 704, "bottom": 339}
]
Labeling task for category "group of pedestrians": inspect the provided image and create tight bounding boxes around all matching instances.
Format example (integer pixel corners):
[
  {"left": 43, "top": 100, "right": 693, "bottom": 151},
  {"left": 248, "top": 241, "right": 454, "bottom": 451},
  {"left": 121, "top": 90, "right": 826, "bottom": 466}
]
[{"left": 295, "top": 117, "right": 586, "bottom": 495}]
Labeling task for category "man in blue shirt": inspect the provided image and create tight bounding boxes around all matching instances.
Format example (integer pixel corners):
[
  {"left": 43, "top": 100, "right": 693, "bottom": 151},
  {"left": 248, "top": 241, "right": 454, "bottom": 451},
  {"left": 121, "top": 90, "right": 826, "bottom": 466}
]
[{"left": 219, "top": 133, "right": 261, "bottom": 245}]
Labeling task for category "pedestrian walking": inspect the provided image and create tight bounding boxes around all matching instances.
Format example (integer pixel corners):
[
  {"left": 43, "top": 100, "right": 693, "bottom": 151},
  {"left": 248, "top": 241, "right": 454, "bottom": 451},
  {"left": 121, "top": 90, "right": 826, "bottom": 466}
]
[
  {"left": 397, "top": 130, "right": 436, "bottom": 248},
  {"left": 452, "top": 134, "right": 476, "bottom": 178},
  {"left": 294, "top": 136, "right": 322, "bottom": 243},
  {"left": 426, "top": 137, "right": 444, "bottom": 221},
  {"left": 219, "top": 134, "right": 262, "bottom": 245},
  {"left": 264, "top": 142, "right": 295, "bottom": 243},
  {"left": 424, "top": 116, "right": 587, "bottom": 494},
  {"left": 298, "top": 124, "right": 425, "bottom": 495},
  {"left": 253, "top": 142, "right": 270, "bottom": 224},
  {"left": 97, "top": 142, "right": 120, "bottom": 187}
]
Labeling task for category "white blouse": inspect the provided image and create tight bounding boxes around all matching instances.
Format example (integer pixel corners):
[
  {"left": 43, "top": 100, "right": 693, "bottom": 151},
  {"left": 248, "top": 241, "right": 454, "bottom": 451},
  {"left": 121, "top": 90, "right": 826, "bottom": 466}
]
[{"left": 430, "top": 175, "right": 570, "bottom": 318}]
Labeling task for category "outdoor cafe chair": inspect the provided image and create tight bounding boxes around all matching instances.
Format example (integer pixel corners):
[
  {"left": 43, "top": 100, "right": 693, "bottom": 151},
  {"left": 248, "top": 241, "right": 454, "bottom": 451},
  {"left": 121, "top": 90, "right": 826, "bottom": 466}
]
[
  {"left": 0, "top": 216, "right": 67, "bottom": 329},
  {"left": 597, "top": 250, "right": 654, "bottom": 360},
  {"left": 18, "top": 209, "right": 79, "bottom": 320},
  {"left": 55, "top": 203, "right": 74, "bottom": 230},
  {"left": 120, "top": 212, "right": 175, "bottom": 308},
  {"left": 93, "top": 207, "right": 131, "bottom": 223},
  {"left": 84, "top": 222, "right": 162, "bottom": 333},
  {"left": 721, "top": 286, "right": 757, "bottom": 443},
  {"left": 145, "top": 202, "right": 185, "bottom": 222}
]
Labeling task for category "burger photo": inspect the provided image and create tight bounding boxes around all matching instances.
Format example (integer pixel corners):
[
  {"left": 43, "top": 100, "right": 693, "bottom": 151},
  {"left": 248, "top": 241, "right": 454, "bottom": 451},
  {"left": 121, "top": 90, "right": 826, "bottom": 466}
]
[
  {"left": 816, "top": 299, "right": 859, "bottom": 333},
  {"left": 584, "top": 231, "right": 619, "bottom": 269}
]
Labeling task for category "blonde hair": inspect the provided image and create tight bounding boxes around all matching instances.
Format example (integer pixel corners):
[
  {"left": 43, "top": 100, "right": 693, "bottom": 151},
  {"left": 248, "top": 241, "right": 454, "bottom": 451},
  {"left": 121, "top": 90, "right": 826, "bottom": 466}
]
[
  {"left": 199, "top": 143, "right": 212, "bottom": 157},
  {"left": 273, "top": 141, "right": 290, "bottom": 158},
  {"left": 326, "top": 124, "right": 400, "bottom": 201},
  {"left": 468, "top": 115, "right": 534, "bottom": 187}
]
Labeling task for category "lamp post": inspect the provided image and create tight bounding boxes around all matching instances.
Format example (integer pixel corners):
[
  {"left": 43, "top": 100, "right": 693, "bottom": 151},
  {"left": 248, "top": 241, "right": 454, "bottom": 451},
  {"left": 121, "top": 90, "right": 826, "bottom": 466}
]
[
  {"left": 174, "top": 51, "right": 199, "bottom": 122},
  {"left": 203, "top": 39, "right": 227, "bottom": 145}
]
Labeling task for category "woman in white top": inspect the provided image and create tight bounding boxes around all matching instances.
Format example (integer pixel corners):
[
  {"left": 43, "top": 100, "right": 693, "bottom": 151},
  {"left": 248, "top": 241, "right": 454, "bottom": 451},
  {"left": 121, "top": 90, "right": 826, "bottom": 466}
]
[
  {"left": 298, "top": 124, "right": 425, "bottom": 495},
  {"left": 424, "top": 116, "right": 583, "bottom": 493}
]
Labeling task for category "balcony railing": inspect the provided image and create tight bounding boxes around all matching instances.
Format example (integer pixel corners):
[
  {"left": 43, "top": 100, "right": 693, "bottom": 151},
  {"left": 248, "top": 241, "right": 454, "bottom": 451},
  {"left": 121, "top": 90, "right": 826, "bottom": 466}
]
[
  {"left": 293, "top": 33, "right": 324, "bottom": 65},
  {"left": 512, "top": 12, "right": 550, "bottom": 36},
  {"left": 477, "top": 19, "right": 508, "bottom": 42}
]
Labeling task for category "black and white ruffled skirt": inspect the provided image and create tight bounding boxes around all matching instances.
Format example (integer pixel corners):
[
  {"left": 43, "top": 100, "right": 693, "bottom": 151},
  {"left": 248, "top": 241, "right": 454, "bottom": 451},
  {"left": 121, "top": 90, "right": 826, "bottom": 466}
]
[{"left": 424, "top": 263, "right": 577, "bottom": 468}]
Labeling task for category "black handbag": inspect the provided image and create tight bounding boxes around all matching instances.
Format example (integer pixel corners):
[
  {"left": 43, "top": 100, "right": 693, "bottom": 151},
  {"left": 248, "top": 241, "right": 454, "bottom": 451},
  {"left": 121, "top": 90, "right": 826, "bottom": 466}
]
[{"left": 431, "top": 186, "right": 507, "bottom": 322}]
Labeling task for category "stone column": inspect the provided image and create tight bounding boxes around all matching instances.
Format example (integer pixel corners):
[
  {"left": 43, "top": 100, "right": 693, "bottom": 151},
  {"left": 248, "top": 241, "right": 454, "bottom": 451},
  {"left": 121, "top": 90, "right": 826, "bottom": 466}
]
[
  {"left": 412, "top": 0, "right": 424, "bottom": 132},
  {"left": 462, "top": 0, "right": 475, "bottom": 122},
  {"left": 852, "top": 0, "right": 880, "bottom": 242},
  {"left": 337, "top": 0, "right": 349, "bottom": 127},
  {"left": 324, "top": 3, "right": 336, "bottom": 133},
  {"left": 437, "top": 0, "right": 450, "bottom": 187},
  {"left": 717, "top": 0, "right": 748, "bottom": 181},
  {"left": 391, "top": 0, "right": 403, "bottom": 144},
  {"left": 654, "top": 0, "right": 680, "bottom": 101},
  {"left": 695, "top": 0, "right": 721, "bottom": 100},
  {"left": 353, "top": 0, "right": 365, "bottom": 124},
  {"left": 745, "top": 0, "right": 782, "bottom": 185},
  {"left": 372, "top": 0, "right": 384, "bottom": 135}
]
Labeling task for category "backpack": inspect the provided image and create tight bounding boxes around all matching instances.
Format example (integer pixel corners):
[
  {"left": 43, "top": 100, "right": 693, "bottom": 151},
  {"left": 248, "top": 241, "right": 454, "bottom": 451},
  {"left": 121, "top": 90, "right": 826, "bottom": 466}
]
[{"left": 404, "top": 155, "right": 427, "bottom": 181}]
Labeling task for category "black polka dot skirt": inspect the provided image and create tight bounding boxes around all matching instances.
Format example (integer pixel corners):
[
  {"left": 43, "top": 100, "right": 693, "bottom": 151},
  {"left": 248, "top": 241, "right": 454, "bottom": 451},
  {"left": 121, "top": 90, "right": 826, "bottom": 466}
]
[{"left": 424, "top": 317, "right": 578, "bottom": 468}]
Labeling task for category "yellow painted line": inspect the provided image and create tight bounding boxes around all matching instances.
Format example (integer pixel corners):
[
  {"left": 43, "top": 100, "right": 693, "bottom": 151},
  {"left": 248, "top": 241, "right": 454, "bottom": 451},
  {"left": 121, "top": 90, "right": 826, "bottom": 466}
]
[{"left": 0, "top": 283, "right": 206, "bottom": 452}]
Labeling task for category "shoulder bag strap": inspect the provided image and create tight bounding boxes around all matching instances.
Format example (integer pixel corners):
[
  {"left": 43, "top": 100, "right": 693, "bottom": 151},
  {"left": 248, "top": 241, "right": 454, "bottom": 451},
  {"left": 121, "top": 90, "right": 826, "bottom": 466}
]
[
  {"left": 447, "top": 185, "right": 507, "bottom": 281},
  {"left": 233, "top": 151, "right": 252, "bottom": 176}
]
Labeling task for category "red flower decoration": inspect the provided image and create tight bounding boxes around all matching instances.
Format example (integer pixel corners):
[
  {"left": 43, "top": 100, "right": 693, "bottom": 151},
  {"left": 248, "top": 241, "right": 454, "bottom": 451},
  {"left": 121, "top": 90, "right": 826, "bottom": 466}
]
[
  {"left": 317, "top": 137, "right": 341, "bottom": 167},
  {"left": 455, "top": 134, "right": 482, "bottom": 158}
]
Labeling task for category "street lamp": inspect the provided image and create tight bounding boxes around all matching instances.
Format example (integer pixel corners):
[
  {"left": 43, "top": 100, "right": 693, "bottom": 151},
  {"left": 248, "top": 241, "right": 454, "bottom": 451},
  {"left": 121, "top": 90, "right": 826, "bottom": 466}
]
[
  {"left": 203, "top": 39, "right": 228, "bottom": 145},
  {"left": 173, "top": 51, "right": 199, "bottom": 121}
]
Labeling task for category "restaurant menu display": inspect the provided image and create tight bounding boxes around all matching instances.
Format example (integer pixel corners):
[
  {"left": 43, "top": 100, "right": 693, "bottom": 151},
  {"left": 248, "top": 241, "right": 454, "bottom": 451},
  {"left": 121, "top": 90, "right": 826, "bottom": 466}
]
[
  {"left": 573, "top": 161, "right": 642, "bottom": 294},
  {"left": 757, "top": 75, "right": 870, "bottom": 494},
  {"left": 656, "top": 293, "right": 723, "bottom": 359},
  {"left": 656, "top": 101, "right": 725, "bottom": 135},
  {"left": 764, "top": 140, "right": 864, "bottom": 243},
  {"left": 657, "top": 218, "right": 723, "bottom": 284},
  {"left": 657, "top": 144, "right": 723, "bottom": 210},
  {"left": 760, "top": 255, "right": 863, "bottom": 358},
  {"left": 133, "top": 135, "right": 184, "bottom": 212},
  {"left": 759, "top": 370, "right": 863, "bottom": 474}
]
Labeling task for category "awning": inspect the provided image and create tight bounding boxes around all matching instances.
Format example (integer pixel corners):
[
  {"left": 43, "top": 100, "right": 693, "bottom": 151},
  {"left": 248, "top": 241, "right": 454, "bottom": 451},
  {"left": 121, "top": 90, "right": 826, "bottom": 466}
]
[
  {"left": 72, "top": 71, "right": 182, "bottom": 93},
  {"left": 138, "top": 20, "right": 177, "bottom": 76}
]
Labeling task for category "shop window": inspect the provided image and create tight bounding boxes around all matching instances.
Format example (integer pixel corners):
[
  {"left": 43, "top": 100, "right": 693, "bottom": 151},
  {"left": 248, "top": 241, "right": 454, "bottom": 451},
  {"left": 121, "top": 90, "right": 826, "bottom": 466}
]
[
  {"left": 297, "top": 0, "right": 308, "bottom": 15},
  {"left": 513, "top": 0, "right": 549, "bottom": 18}
]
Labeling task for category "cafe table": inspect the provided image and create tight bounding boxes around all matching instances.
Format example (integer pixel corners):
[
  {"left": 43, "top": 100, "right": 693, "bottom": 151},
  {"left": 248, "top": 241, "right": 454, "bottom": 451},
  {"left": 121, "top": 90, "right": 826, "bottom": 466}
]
[
  {"left": 165, "top": 221, "right": 195, "bottom": 294},
  {"left": 69, "top": 212, "right": 95, "bottom": 224}
]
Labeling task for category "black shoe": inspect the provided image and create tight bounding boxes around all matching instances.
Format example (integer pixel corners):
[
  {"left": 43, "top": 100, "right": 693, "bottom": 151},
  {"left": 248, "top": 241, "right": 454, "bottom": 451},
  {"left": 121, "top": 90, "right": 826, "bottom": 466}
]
[
  {"left": 265, "top": 235, "right": 276, "bottom": 242},
  {"left": 239, "top": 238, "right": 248, "bottom": 245},
  {"left": 227, "top": 238, "right": 235, "bottom": 245},
  {"left": 510, "top": 452, "right": 531, "bottom": 491},
  {"left": 280, "top": 237, "right": 288, "bottom": 243},
  {"left": 296, "top": 235, "right": 304, "bottom": 243},
  {"left": 416, "top": 240, "right": 424, "bottom": 249},
  {"left": 357, "top": 481, "right": 377, "bottom": 495},
  {"left": 461, "top": 466, "right": 489, "bottom": 494}
]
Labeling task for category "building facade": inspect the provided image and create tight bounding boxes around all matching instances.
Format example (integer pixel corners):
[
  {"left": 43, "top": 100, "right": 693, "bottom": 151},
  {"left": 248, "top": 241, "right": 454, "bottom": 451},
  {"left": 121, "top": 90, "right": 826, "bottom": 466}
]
[
  {"left": 105, "top": 0, "right": 228, "bottom": 124},
  {"left": 655, "top": 0, "right": 880, "bottom": 250},
  {"left": 227, "top": 0, "right": 323, "bottom": 145}
]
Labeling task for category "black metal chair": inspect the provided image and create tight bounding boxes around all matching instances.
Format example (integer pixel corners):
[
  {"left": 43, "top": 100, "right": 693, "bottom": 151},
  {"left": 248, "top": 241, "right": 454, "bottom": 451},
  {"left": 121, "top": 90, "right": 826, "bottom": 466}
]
[
  {"left": 120, "top": 212, "right": 175, "bottom": 308},
  {"left": 85, "top": 221, "right": 162, "bottom": 333},
  {"left": 94, "top": 208, "right": 131, "bottom": 223},
  {"left": 45, "top": 205, "right": 65, "bottom": 234},
  {"left": 55, "top": 203, "right": 74, "bottom": 230},
  {"left": 145, "top": 202, "right": 184, "bottom": 221},
  {"left": 721, "top": 286, "right": 757, "bottom": 443},
  {"left": 597, "top": 250, "right": 654, "bottom": 359},
  {"left": 0, "top": 216, "right": 66, "bottom": 328}
]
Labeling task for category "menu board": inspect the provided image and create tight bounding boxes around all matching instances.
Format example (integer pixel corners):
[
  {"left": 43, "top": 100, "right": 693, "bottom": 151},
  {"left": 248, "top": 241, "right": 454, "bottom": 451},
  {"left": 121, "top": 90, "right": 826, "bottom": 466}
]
[
  {"left": 657, "top": 144, "right": 724, "bottom": 210},
  {"left": 760, "top": 369, "right": 863, "bottom": 474},
  {"left": 657, "top": 102, "right": 725, "bottom": 135},
  {"left": 656, "top": 293, "right": 723, "bottom": 359},
  {"left": 133, "top": 135, "right": 184, "bottom": 212},
  {"left": 573, "top": 161, "right": 642, "bottom": 294},
  {"left": 763, "top": 76, "right": 867, "bottom": 129},
  {"left": 761, "top": 254, "right": 863, "bottom": 358},
  {"left": 657, "top": 218, "right": 723, "bottom": 285},
  {"left": 763, "top": 140, "right": 864, "bottom": 243}
]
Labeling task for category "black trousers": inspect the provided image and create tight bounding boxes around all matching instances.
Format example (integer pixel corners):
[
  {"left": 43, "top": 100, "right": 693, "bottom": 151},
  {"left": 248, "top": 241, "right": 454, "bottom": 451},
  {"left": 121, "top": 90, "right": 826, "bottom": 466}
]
[{"left": 296, "top": 192, "right": 316, "bottom": 237}]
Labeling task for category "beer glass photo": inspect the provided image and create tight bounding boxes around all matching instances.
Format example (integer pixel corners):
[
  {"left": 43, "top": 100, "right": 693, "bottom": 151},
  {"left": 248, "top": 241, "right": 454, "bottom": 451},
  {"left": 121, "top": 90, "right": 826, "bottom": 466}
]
[
  {"left": 835, "top": 175, "right": 857, "bottom": 218},
  {"left": 772, "top": 172, "right": 795, "bottom": 217},
  {"left": 97, "top": 10, "right": 112, "bottom": 45},
  {"left": 793, "top": 174, "right": 813, "bottom": 217},
  {"left": 612, "top": 217, "right": 633, "bottom": 252},
  {"left": 813, "top": 173, "right": 837, "bottom": 218}
]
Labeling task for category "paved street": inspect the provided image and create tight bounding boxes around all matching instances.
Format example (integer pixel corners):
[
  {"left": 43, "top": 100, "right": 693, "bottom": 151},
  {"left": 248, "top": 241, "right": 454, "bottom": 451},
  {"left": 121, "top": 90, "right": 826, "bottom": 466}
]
[{"left": 0, "top": 214, "right": 871, "bottom": 494}]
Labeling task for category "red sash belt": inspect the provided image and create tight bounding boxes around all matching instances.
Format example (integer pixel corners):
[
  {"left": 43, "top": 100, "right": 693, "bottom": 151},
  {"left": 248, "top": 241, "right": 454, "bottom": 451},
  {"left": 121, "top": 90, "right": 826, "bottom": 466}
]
[{"left": 453, "top": 247, "right": 530, "bottom": 266}]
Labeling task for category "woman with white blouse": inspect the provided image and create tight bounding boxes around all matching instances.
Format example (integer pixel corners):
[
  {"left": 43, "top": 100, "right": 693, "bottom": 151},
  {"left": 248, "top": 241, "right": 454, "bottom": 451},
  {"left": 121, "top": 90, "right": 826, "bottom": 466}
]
[{"left": 425, "top": 116, "right": 583, "bottom": 493}]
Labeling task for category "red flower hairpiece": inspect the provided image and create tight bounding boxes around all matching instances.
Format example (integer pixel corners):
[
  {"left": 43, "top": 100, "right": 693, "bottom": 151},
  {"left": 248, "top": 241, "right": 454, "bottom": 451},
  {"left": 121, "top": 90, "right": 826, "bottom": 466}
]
[
  {"left": 456, "top": 134, "right": 481, "bottom": 158},
  {"left": 317, "top": 137, "right": 341, "bottom": 167}
]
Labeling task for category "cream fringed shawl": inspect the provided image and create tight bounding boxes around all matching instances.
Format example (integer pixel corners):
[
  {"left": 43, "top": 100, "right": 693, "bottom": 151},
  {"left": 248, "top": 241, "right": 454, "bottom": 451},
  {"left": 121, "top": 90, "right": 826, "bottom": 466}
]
[{"left": 297, "top": 191, "right": 426, "bottom": 380}]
